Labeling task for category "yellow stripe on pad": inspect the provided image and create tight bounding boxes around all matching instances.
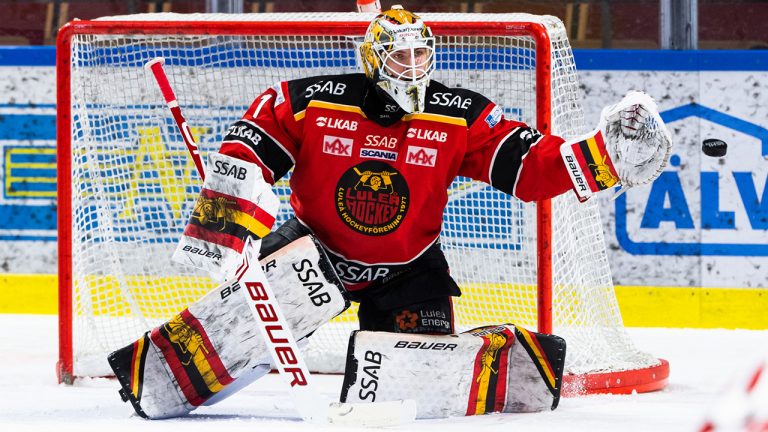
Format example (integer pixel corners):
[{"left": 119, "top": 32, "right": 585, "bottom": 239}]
[
  {"left": 230, "top": 210, "right": 272, "bottom": 238},
  {"left": 516, "top": 326, "right": 556, "bottom": 388},
  {"left": 131, "top": 336, "right": 145, "bottom": 397},
  {"left": 585, "top": 136, "right": 603, "bottom": 164}
]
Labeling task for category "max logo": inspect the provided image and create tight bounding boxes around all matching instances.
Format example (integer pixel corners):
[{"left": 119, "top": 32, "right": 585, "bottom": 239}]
[
  {"left": 406, "top": 146, "right": 437, "bottom": 167},
  {"left": 616, "top": 103, "right": 768, "bottom": 256},
  {"left": 322, "top": 135, "right": 353, "bottom": 157}
]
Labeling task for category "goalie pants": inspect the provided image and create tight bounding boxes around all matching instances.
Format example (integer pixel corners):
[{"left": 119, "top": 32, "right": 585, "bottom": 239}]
[{"left": 261, "top": 218, "right": 461, "bottom": 334}]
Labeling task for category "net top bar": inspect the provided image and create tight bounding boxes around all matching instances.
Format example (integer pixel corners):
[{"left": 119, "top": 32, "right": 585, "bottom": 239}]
[
  {"left": 62, "top": 13, "right": 564, "bottom": 53},
  {"left": 83, "top": 12, "right": 567, "bottom": 41},
  {"left": 91, "top": 12, "right": 563, "bottom": 26}
]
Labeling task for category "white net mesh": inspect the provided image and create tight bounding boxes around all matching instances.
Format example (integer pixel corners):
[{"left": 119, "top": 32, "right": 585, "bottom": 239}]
[{"left": 62, "top": 12, "right": 658, "bottom": 378}]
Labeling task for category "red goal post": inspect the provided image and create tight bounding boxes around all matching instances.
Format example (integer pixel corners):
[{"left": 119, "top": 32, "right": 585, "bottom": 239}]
[{"left": 56, "top": 12, "right": 668, "bottom": 395}]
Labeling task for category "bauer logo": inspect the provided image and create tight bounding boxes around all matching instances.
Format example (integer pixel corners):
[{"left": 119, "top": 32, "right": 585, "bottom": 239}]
[
  {"left": 243, "top": 279, "right": 308, "bottom": 387},
  {"left": 322, "top": 135, "right": 353, "bottom": 157},
  {"left": 219, "top": 282, "right": 241, "bottom": 300},
  {"left": 182, "top": 245, "right": 222, "bottom": 261},
  {"left": 616, "top": 103, "right": 768, "bottom": 257},
  {"left": 564, "top": 154, "right": 589, "bottom": 193},
  {"left": 393, "top": 341, "right": 458, "bottom": 351},
  {"left": 406, "top": 146, "right": 437, "bottom": 167}
]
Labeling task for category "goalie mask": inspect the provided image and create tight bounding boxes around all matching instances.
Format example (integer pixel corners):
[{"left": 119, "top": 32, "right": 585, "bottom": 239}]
[{"left": 360, "top": 6, "right": 435, "bottom": 113}]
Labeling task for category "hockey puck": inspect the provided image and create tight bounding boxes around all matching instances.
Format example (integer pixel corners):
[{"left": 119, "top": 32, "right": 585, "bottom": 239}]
[{"left": 702, "top": 139, "right": 727, "bottom": 157}]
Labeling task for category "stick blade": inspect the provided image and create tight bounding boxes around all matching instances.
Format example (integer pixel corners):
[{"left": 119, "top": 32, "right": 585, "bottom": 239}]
[{"left": 327, "top": 400, "right": 417, "bottom": 427}]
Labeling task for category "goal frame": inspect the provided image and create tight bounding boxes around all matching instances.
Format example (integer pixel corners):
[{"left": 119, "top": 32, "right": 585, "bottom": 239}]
[{"left": 56, "top": 16, "right": 667, "bottom": 395}]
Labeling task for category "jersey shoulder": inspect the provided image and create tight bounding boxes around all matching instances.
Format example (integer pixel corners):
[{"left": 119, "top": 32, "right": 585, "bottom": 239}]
[
  {"left": 284, "top": 73, "right": 367, "bottom": 113},
  {"left": 422, "top": 80, "right": 494, "bottom": 127}
]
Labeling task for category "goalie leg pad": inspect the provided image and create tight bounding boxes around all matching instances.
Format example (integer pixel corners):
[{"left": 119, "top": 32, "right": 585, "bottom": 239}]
[
  {"left": 340, "top": 324, "right": 565, "bottom": 419},
  {"left": 108, "top": 235, "right": 349, "bottom": 419}
]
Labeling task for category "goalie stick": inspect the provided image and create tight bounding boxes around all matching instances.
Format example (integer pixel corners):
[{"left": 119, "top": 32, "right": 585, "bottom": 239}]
[
  {"left": 144, "top": 57, "right": 417, "bottom": 426},
  {"left": 145, "top": 58, "right": 206, "bottom": 180}
]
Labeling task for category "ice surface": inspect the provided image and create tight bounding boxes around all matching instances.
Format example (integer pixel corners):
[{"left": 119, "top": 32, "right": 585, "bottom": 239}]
[{"left": 1, "top": 314, "right": 766, "bottom": 432}]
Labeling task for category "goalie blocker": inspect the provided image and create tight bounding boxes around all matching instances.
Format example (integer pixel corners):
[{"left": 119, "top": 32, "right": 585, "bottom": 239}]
[
  {"left": 173, "top": 152, "right": 280, "bottom": 282},
  {"left": 341, "top": 324, "right": 566, "bottom": 418},
  {"left": 107, "top": 236, "right": 349, "bottom": 419}
]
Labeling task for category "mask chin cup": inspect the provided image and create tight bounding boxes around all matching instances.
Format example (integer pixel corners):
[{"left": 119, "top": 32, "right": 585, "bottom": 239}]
[{"left": 377, "top": 74, "right": 430, "bottom": 114}]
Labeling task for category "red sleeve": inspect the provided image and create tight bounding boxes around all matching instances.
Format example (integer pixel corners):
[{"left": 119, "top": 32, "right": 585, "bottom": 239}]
[
  {"left": 218, "top": 82, "right": 303, "bottom": 184},
  {"left": 458, "top": 103, "right": 573, "bottom": 202}
]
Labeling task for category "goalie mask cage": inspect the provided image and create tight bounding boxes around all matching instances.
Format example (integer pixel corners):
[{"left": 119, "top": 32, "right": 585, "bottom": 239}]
[{"left": 56, "top": 12, "right": 669, "bottom": 395}]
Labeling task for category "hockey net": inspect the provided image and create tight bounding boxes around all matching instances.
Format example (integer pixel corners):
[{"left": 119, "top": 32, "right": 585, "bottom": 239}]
[{"left": 57, "top": 12, "right": 668, "bottom": 394}]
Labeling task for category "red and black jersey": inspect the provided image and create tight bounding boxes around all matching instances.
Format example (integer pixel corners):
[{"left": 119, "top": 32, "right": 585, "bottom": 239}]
[{"left": 220, "top": 73, "right": 572, "bottom": 288}]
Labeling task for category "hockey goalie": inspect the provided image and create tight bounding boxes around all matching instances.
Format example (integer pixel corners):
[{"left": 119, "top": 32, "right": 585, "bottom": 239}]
[{"left": 107, "top": 5, "right": 672, "bottom": 420}]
